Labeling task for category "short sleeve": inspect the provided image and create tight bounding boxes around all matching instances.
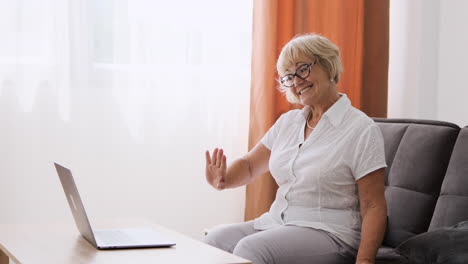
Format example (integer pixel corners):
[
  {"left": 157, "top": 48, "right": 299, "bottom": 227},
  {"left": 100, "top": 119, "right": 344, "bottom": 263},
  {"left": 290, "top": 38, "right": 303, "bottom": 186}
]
[
  {"left": 352, "top": 124, "right": 387, "bottom": 180},
  {"left": 260, "top": 113, "right": 287, "bottom": 150}
]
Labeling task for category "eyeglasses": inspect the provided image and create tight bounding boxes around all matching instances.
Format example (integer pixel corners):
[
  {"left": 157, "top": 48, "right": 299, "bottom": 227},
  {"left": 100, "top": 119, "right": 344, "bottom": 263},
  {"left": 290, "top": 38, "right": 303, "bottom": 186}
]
[{"left": 280, "top": 61, "right": 316, "bottom": 88}]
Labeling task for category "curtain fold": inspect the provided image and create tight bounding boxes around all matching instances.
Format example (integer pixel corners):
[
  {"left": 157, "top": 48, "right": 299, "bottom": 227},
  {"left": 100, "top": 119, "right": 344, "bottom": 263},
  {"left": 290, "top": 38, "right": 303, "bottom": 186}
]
[{"left": 245, "top": 0, "right": 389, "bottom": 221}]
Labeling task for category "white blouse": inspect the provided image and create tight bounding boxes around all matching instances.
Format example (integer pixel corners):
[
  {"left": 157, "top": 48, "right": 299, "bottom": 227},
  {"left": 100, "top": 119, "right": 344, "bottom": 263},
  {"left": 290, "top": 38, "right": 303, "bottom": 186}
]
[{"left": 255, "top": 93, "right": 387, "bottom": 249}]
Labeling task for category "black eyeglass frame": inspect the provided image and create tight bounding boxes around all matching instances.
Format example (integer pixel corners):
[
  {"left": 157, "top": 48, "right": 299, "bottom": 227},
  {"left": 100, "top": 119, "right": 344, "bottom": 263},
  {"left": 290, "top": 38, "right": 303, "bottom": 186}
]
[{"left": 280, "top": 61, "right": 317, "bottom": 88}]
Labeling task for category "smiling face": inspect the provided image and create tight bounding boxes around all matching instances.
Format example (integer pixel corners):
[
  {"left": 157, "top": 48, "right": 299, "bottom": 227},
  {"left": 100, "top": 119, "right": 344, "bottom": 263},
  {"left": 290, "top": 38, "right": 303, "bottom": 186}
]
[
  {"left": 276, "top": 34, "right": 343, "bottom": 105},
  {"left": 282, "top": 57, "right": 335, "bottom": 106}
]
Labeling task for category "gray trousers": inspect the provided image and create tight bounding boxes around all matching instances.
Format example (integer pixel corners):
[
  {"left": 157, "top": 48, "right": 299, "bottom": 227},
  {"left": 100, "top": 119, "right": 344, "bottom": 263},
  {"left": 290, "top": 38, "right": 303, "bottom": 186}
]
[{"left": 202, "top": 221, "right": 357, "bottom": 264}]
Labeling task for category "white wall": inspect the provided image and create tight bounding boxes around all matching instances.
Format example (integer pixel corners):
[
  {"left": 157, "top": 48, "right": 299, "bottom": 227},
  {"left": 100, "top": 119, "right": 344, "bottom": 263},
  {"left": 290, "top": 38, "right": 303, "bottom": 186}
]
[
  {"left": 0, "top": 0, "right": 252, "bottom": 241},
  {"left": 389, "top": 0, "right": 468, "bottom": 127},
  {"left": 437, "top": 0, "right": 468, "bottom": 126}
]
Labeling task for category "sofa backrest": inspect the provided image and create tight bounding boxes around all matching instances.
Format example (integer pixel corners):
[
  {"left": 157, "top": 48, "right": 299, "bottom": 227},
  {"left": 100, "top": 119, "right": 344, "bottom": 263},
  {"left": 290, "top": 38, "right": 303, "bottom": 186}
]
[
  {"left": 373, "top": 118, "right": 460, "bottom": 247},
  {"left": 429, "top": 126, "right": 468, "bottom": 230}
]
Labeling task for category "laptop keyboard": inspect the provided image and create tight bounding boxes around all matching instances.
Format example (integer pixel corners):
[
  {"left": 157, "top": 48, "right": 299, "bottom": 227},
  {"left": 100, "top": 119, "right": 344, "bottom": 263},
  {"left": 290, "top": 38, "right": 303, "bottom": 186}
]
[
  {"left": 94, "top": 228, "right": 174, "bottom": 247},
  {"left": 95, "top": 229, "right": 139, "bottom": 245}
]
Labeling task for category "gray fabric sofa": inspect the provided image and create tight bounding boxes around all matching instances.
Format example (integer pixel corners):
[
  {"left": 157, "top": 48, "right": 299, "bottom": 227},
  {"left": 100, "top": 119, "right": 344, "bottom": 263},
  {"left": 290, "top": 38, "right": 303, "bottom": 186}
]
[{"left": 373, "top": 118, "right": 468, "bottom": 264}]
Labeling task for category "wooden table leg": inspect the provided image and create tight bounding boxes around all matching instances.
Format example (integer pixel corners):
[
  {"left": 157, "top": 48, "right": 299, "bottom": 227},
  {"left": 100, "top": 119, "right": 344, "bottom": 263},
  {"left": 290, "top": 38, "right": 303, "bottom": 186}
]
[{"left": 0, "top": 248, "right": 9, "bottom": 264}]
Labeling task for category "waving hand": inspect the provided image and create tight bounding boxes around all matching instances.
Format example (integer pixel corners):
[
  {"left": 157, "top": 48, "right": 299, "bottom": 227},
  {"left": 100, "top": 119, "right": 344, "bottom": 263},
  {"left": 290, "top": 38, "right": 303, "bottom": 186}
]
[{"left": 205, "top": 148, "right": 227, "bottom": 190}]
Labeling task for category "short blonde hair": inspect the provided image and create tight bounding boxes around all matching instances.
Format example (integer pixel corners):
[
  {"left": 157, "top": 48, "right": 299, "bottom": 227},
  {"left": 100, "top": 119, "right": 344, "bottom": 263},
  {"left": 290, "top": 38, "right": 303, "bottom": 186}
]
[{"left": 276, "top": 34, "right": 343, "bottom": 104}]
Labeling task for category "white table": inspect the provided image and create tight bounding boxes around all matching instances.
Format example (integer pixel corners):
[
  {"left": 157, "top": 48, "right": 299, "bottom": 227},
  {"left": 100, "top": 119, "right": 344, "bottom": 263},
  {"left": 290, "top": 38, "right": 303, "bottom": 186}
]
[{"left": 0, "top": 219, "right": 250, "bottom": 264}]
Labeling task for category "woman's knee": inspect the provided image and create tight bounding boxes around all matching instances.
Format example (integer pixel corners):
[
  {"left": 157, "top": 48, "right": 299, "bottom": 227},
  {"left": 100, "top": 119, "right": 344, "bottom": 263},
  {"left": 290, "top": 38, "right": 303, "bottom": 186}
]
[
  {"left": 233, "top": 235, "right": 269, "bottom": 264},
  {"left": 202, "top": 222, "right": 256, "bottom": 253},
  {"left": 202, "top": 225, "right": 230, "bottom": 251}
]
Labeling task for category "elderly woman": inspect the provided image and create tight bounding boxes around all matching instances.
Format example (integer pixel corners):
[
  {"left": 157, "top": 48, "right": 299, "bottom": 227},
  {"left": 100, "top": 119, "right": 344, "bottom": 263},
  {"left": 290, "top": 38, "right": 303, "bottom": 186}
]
[{"left": 203, "top": 34, "right": 387, "bottom": 264}]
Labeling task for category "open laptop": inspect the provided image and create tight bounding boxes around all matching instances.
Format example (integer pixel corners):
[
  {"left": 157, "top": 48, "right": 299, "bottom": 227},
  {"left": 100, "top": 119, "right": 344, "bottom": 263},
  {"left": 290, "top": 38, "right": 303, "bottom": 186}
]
[{"left": 54, "top": 162, "right": 176, "bottom": 249}]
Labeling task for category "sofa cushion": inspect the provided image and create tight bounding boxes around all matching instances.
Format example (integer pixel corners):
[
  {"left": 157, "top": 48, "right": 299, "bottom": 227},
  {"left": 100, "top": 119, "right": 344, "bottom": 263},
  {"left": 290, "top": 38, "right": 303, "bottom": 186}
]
[
  {"left": 375, "top": 246, "right": 408, "bottom": 264},
  {"left": 395, "top": 220, "right": 468, "bottom": 264},
  {"left": 373, "top": 119, "right": 459, "bottom": 247},
  {"left": 429, "top": 126, "right": 468, "bottom": 229}
]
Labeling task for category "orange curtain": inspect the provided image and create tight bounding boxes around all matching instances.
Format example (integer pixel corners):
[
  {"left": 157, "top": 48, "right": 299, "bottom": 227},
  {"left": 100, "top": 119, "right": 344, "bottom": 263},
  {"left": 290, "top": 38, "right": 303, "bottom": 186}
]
[{"left": 245, "top": 0, "right": 389, "bottom": 221}]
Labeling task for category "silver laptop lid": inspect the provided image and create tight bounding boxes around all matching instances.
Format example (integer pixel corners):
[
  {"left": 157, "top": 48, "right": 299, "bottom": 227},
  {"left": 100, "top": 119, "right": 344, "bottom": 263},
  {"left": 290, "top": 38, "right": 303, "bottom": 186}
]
[{"left": 54, "top": 162, "right": 98, "bottom": 247}]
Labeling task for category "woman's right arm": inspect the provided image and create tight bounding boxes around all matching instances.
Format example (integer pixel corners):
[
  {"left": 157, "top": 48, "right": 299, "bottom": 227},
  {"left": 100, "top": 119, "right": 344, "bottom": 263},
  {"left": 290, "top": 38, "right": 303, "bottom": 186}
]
[{"left": 205, "top": 142, "right": 271, "bottom": 190}]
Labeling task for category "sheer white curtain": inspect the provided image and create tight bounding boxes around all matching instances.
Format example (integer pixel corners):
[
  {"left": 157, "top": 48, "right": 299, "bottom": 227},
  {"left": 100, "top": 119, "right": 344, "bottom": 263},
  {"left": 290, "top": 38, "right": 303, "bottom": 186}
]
[
  {"left": 388, "top": 0, "right": 439, "bottom": 120},
  {"left": 388, "top": 0, "right": 468, "bottom": 126},
  {"left": 0, "top": 0, "right": 72, "bottom": 118},
  {"left": 0, "top": 0, "right": 252, "bottom": 239}
]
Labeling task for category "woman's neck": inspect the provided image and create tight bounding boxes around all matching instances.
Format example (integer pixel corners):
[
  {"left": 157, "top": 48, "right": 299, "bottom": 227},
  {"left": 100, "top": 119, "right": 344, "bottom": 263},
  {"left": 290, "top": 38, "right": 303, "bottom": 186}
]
[{"left": 308, "top": 92, "right": 340, "bottom": 122}]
